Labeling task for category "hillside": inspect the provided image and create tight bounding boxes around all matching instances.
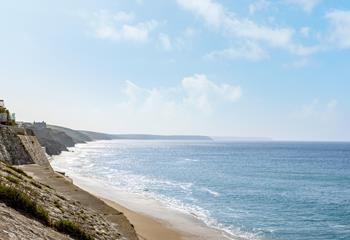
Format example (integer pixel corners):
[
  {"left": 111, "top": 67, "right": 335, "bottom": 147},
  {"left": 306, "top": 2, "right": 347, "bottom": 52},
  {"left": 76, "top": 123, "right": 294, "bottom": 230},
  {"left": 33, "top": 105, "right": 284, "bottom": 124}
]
[
  {"left": 23, "top": 123, "right": 212, "bottom": 156},
  {"left": 0, "top": 124, "right": 139, "bottom": 240},
  {"left": 0, "top": 161, "right": 138, "bottom": 240}
]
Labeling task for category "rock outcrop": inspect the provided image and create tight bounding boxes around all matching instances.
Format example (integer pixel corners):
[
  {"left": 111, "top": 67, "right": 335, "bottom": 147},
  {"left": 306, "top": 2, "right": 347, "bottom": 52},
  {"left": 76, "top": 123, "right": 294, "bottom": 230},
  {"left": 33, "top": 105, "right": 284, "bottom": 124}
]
[{"left": 0, "top": 126, "right": 44, "bottom": 166}]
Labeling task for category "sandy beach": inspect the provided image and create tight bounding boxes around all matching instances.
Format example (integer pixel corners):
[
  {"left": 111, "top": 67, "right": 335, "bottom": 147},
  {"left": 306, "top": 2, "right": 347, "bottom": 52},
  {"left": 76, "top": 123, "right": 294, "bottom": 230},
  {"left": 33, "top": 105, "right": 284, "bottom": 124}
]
[
  {"left": 102, "top": 198, "right": 185, "bottom": 240},
  {"left": 19, "top": 164, "right": 227, "bottom": 240}
]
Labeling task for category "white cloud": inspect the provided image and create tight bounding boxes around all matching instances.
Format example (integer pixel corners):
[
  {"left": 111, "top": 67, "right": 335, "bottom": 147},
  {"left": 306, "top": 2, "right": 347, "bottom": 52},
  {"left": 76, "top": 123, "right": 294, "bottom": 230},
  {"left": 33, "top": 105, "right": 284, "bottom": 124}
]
[
  {"left": 177, "top": 0, "right": 293, "bottom": 47},
  {"left": 284, "top": 0, "right": 320, "bottom": 12},
  {"left": 112, "top": 75, "right": 241, "bottom": 133},
  {"left": 249, "top": 0, "right": 270, "bottom": 15},
  {"left": 118, "top": 74, "right": 241, "bottom": 114},
  {"left": 327, "top": 99, "right": 338, "bottom": 109},
  {"left": 158, "top": 33, "right": 172, "bottom": 51},
  {"left": 205, "top": 42, "right": 268, "bottom": 61},
  {"left": 326, "top": 10, "right": 350, "bottom": 48},
  {"left": 177, "top": 0, "right": 321, "bottom": 59},
  {"left": 182, "top": 74, "right": 241, "bottom": 111},
  {"left": 86, "top": 10, "right": 158, "bottom": 43}
]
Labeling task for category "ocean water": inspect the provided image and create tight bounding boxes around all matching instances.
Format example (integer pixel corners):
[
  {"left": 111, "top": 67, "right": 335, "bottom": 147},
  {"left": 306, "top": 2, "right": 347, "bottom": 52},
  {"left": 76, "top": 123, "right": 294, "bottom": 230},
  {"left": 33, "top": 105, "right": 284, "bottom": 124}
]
[{"left": 51, "top": 140, "right": 350, "bottom": 240}]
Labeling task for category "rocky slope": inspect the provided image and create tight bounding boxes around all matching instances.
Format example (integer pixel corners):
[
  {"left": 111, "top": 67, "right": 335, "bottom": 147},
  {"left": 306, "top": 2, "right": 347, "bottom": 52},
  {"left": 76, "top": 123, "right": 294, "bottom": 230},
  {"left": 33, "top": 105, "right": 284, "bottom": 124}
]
[
  {"left": 0, "top": 160, "right": 138, "bottom": 240},
  {"left": 0, "top": 124, "right": 139, "bottom": 240}
]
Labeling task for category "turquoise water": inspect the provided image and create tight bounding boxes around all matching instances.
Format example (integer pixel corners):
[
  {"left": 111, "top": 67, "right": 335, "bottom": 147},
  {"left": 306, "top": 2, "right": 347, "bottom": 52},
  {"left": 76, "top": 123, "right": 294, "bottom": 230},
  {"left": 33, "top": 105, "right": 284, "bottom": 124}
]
[{"left": 52, "top": 141, "right": 350, "bottom": 240}]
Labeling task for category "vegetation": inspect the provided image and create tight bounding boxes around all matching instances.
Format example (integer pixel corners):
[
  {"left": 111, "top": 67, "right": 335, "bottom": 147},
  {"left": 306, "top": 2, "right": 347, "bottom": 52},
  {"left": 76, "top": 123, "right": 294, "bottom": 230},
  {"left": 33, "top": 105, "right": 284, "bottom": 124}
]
[
  {"left": 5, "top": 175, "right": 19, "bottom": 184},
  {"left": 0, "top": 105, "right": 16, "bottom": 126},
  {"left": 0, "top": 183, "right": 50, "bottom": 225},
  {"left": 54, "top": 219, "right": 94, "bottom": 240}
]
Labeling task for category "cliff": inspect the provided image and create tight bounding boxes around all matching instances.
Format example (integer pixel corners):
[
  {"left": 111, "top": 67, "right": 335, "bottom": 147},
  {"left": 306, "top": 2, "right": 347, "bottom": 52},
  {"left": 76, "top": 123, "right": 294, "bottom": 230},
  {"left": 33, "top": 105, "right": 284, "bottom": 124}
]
[
  {"left": 0, "top": 125, "right": 139, "bottom": 239},
  {"left": 23, "top": 123, "right": 213, "bottom": 157},
  {"left": 0, "top": 125, "right": 50, "bottom": 168}
]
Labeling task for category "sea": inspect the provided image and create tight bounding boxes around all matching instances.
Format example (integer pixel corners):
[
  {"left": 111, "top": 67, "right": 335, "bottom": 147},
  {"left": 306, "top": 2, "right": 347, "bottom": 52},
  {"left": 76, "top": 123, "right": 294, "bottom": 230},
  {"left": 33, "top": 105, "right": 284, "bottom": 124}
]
[{"left": 51, "top": 140, "right": 350, "bottom": 240}]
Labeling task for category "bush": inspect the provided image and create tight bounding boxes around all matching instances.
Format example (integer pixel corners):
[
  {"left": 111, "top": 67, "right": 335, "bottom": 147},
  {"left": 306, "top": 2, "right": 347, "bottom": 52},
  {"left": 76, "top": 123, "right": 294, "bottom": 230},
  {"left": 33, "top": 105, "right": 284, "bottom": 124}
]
[
  {"left": 54, "top": 219, "right": 94, "bottom": 240},
  {"left": 5, "top": 175, "right": 19, "bottom": 184},
  {"left": 0, "top": 183, "right": 50, "bottom": 225}
]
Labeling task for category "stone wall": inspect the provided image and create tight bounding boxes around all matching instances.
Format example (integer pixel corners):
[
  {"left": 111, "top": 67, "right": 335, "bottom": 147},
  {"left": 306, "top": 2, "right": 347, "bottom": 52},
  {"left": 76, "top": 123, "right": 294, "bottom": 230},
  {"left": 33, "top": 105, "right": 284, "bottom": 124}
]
[
  {"left": 0, "top": 125, "right": 51, "bottom": 168},
  {"left": 18, "top": 134, "right": 52, "bottom": 169}
]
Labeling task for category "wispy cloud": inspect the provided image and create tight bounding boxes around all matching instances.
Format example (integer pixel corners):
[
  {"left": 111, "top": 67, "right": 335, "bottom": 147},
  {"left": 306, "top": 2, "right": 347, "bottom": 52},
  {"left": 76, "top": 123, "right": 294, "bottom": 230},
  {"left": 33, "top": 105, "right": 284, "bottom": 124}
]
[
  {"left": 84, "top": 10, "right": 159, "bottom": 43},
  {"left": 158, "top": 33, "right": 172, "bottom": 51},
  {"left": 296, "top": 98, "right": 338, "bottom": 121},
  {"left": 205, "top": 42, "right": 268, "bottom": 61},
  {"left": 177, "top": 0, "right": 293, "bottom": 47},
  {"left": 118, "top": 74, "right": 241, "bottom": 114},
  {"left": 182, "top": 74, "right": 242, "bottom": 111},
  {"left": 177, "top": 0, "right": 320, "bottom": 60},
  {"left": 112, "top": 75, "right": 241, "bottom": 133},
  {"left": 284, "top": 0, "right": 321, "bottom": 12},
  {"left": 249, "top": 0, "right": 271, "bottom": 15},
  {"left": 326, "top": 10, "right": 350, "bottom": 49}
]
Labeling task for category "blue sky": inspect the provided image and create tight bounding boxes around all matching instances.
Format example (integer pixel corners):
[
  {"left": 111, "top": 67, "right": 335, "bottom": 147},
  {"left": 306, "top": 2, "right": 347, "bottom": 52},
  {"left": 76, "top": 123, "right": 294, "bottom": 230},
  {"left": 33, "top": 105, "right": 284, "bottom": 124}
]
[{"left": 1, "top": 0, "right": 350, "bottom": 140}]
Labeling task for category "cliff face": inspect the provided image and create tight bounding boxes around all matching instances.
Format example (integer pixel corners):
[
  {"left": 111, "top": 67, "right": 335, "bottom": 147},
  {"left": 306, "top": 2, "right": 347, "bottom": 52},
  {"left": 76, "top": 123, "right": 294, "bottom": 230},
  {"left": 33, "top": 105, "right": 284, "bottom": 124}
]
[
  {"left": 24, "top": 123, "right": 93, "bottom": 156},
  {"left": 0, "top": 126, "right": 36, "bottom": 165},
  {"left": 25, "top": 125, "right": 73, "bottom": 155}
]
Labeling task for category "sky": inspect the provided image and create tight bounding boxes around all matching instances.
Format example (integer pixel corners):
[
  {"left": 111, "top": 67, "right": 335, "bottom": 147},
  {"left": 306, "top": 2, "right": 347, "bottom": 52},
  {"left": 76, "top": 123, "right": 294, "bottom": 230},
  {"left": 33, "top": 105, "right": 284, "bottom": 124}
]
[{"left": 0, "top": 0, "right": 350, "bottom": 141}]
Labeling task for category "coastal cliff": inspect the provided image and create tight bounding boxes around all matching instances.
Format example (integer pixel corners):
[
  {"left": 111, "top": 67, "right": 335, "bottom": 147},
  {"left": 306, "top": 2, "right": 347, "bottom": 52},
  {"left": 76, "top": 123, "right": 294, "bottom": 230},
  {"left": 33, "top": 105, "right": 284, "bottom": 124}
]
[
  {"left": 23, "top": 122, "right": 213, "bottom": 157},
  {"left": 0, "top": 125, "right": 139, "bottom": 240},
  {"left": 0, "top": 126, "right": 48, "bottom": 166}
]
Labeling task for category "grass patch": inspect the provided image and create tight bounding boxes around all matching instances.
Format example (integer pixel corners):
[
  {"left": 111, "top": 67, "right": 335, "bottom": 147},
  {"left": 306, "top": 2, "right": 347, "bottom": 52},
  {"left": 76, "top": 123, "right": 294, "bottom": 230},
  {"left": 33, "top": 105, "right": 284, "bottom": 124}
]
[
  {"left": 5, "top": 175, "right": 19, "bottom": 184},
  {"left": 54, "top": 219, "right": 94, "bottom": 240},
  {"left": 0, "top": 183, "right": 50, "bottom": 225},
  {"left": 7, "top": 166, "right": 32, "bottom": 178}
]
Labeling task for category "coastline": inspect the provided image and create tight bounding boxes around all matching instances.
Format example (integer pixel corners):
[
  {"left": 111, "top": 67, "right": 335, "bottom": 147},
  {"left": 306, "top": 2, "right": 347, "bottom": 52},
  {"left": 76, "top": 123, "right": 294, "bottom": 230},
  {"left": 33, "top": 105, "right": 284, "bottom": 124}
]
[
  {"left": 48, "top": 141, "right": 235, "bottom": 240},
  {"left": 61, "top": 172, "right": 232, "bottom": 240},
  {"left": 102, "top": 198, "right": 185, "bottom": 240}
]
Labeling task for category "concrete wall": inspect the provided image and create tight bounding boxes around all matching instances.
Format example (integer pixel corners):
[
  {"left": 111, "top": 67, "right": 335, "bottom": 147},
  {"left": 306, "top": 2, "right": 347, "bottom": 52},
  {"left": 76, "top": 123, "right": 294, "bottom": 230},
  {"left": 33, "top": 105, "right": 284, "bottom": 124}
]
[{"left": 0, "top": 125, "right": 52, "bottom": 169}]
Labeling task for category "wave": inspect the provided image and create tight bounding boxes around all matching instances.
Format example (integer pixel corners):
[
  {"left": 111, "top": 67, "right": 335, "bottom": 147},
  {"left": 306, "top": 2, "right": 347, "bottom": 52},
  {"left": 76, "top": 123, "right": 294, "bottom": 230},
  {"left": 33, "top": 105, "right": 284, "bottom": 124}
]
[
  {"left": 200, "top": 187, "right": 221, "bottom": 197},
  {"left": 51, "top": 142, "right": 263, "bottom": 240}
]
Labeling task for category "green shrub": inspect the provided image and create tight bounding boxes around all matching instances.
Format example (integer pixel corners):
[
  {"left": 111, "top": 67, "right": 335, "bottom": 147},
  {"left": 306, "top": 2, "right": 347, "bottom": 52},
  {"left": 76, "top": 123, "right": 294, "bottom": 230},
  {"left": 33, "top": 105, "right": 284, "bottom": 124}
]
[
  {"left": 0, "top": 183, "right": 50, "bottom": 225},
  {"left": 5, "top": 175, "right": 19, "bottom": 184},
  {"left": 54, "top": 219, "right": 94, "bottom": 240}
]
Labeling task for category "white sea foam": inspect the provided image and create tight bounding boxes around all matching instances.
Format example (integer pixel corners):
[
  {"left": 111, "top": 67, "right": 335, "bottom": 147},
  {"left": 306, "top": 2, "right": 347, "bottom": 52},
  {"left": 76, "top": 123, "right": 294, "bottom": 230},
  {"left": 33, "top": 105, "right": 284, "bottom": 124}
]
[
  {"left": 51, "top": 141, "right": 263, "bottom": 240},
  {"left": 200, "top": 187, "right": 221, "bottom": 197}
]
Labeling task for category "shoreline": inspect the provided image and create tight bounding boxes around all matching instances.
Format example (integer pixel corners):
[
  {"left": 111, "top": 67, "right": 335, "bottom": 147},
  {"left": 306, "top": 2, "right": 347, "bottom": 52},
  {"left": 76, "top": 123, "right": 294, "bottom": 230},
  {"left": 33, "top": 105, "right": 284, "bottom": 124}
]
[
  {"left": 49, "top": 141, "right": 235, "bottom": 240},
  {"left": 101, "top": 198, "right": 185, "bottom": 240},
  {"left": 65, "top": 173, "right": 232, "bottom": 240}
]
